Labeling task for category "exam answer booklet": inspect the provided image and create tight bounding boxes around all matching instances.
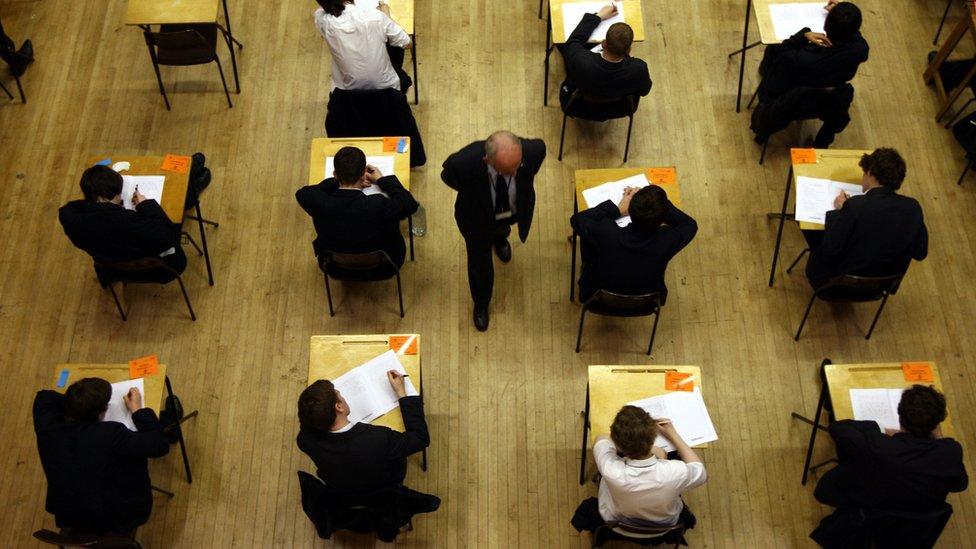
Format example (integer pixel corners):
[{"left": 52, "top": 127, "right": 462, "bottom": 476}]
[
  {"left": 331, "top": 350, "right": 418, "bottom": 425},
  {"left": 580, "top": 173, "right": 651, "bottom": 227},
  {"left": 850, "top": 388, "right": 905, "bottom": 432},
  {"left": 121, "top": 175, "right": 165, "bottom": 211},
  {"left": 627, "top": 387, "right": 718, "bottom": 452},
  {"left": 102, "top": 378, "right": 145, "bottom": 431}
]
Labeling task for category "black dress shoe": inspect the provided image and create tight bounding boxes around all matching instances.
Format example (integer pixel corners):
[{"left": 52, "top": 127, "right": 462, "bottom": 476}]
[
  {"left": 473, "top": 305, "right": 489, "bottom": 331},
  {"left": 494, "top": 239, "right": 512, "bottom": 263}
]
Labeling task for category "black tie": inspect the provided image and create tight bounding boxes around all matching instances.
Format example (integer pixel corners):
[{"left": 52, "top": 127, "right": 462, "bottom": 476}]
[{"left": 494, "top": 174, "right": 510, "bottom": 215}]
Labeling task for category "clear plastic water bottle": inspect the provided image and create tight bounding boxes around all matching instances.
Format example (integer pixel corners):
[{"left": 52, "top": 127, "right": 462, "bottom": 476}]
[{"left": 411, "top": 204, "right": 427, "bottom": 236}]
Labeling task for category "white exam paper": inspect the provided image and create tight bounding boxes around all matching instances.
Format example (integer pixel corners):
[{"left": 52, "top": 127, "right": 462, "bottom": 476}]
[
  {"left": 850, "top": 388, "right": 905, "bottom": 432},
  {"left": 562, "top": 2, "right": 625, "bottom": 43},
  {"left": 121, "top": 175, "right": 165, "bottom": 211},
  {"left": 102, "top": 378, "right": 145, "bottom": 431},
  {"left": 324, "top": 155, "right": 396, "bottom": 197},
  {"left": 580, "top": 173, "right": 650, "bottom": 227},
  {"left": 331, "top": 350, "right": 418, "bottom": 425},
  {"left": 628, "top": 387, "right": 719, "bottom": 452},
  {"left": 794, "top": 176, "right": 863, "bottom": 224},
  {"left": 768, "top": 3, "right": 827, "bottom": 41}
]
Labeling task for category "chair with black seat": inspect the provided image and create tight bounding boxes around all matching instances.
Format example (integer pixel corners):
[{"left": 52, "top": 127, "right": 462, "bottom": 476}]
[
  {"left": 750, "top": 84, "right": 854, "bottom": 165},
  {"left": 576, "top": 290, "right": 663, "bottom": 355},
  {"left": 319, "top": 250, "right": 404, "bottom": 318},
  {"left": 33, "top": 528, "right": 141, "bottom": 548},
  {"left": 95, "top": 257, "right": 196, "bottom": 321},
  {"left": 325, "top": 88, "right": 427, "bottom": 167},
  {"left": 811, "top": 503, "right": 954, "bottom": 549},
  {"left": 558, "top": 90, "right": 639, "bottom": 162},
  {"left": 182, "top": 155, "right": 216, "bottom": 286},
  {"left": 787, "top": 249, "right": 903, "bottom": 341},
  {"left": 143, "top": 24, "right": 233, "bottom": 111},
  {"left": 591, "top": 519, "right": 688, "bottom": 548}
]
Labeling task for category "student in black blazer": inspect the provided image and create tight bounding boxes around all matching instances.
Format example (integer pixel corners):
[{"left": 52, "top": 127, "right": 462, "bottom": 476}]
[
  {"left": 58, "top": 165, "right": 187, "bottom": 285},
  {"left": 296, "top": 371, "right": 430, "bottom": 494},
  {"left": 571, "top": 185, "right": 697, "bottom": 303},
  {"left": 441, "top": 131, "right": 547, "bottom": 331},
  {"left": 804, "top": 148, "right": 928, "bottom": 289},
  {"left": 33, "top": 378, "right": 170, "bottom": 534},
  {"left": 295, "top": 146, "right": 419, "bottom": 267}
]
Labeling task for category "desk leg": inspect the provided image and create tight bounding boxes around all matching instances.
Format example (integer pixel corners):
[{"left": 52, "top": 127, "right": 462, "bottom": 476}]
[
  {"left": 411, "top": 34, "right": 419, "bottom": 105},
  {"left": 220, "top": 0, "right": 242, "bottom": 93},
  {"left": 408, "top": 215, "right": 415, "bottom": 261},
  {"left": 165, "top": 376, "right": 194, "bottom": 484},
  {"left": 420, "top": 360, "right": 427, "bottom": 472},
  {"left": 570, "top": 194, "right": 577, "bottom": 302},
  {"left": 734, "top": 0, "right": 753, "bottom": 113},
  {"left": 768, "top": 166, "right": 794, "bottom": 287},
  {"left": 925, "top": 16, "right": 970, "bottom": 83},
  {"left": 194, "top": 202, "right": 215, "bottom": 286},
  {"left": 799, "top": 360, "right": 831, "bottom": 485},
  {"left": 544, "top": 16, "right": 552, "bottom": 106},
  {"left": 578, "top": 384, "right": 590, "bottom": 486}
]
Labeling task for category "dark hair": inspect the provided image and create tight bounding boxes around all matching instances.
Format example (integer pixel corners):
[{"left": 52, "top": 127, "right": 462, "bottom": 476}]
[
  {"left": 605, "top": 22, "right": 634, "bottom": 57},
  {"left": 898, "top": 385, "right": 947, "bottom": 437},
  {"left": 64, "top": 378, "right": 112, "bottom": 422},
  {"left": 859, "top": 148, "right": 906, "bottom": 190},
  {"left": 316, "top": 0, "right": 348, "bottom": 17},
  {"left": 332, "top": 146, "right": 367, "bottom": 185},
  {"left": 80, "top": 165, "right": 124, "bottom": 202},
  {"left": 610, "top": 405, "right": 657, "bottom": 459},
  {"left": 824, "top": 2, "right": 862, "bottom": 43},
  {"left": 298, "top": 380, "right": 339, "bottom": 428},
  {"left": 629, "top": 185, "right": 668, "bottom": 232}
]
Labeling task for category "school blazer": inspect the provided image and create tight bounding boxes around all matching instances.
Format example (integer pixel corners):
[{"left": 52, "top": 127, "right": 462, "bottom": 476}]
[{"left": 58, "top": 199, "right": 178, "bottom": 262}]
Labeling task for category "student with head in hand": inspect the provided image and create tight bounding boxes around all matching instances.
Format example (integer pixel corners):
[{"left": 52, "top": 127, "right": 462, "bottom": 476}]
[
  {"left": 33, "top": 379, "right": 170, "bottom": 535},
  {"left": 58, "top": 165, "right": 187, "bottom": 287},
  {"left": 571, "top": 184, "right": 697, "bottom": 303},
  {"left": 571, "top": 405, "right": 707, "bottom": 537},
  {"left": 295, "top": 146, "right": 419, "bottom": 267},
  {"left": 803, "top": 148, "right": 927, "bottom": 289}
]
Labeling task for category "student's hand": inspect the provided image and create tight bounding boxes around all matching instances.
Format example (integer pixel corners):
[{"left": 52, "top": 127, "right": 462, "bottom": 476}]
[
  {"left": 932, "top": 425, "right": 943, "bottom": 439},
  {"left": 884, "top": 427, "right": 903, "bottom": 436},
  {"left": 656, "top": 418, "right": 679, "bottom": 440},
  {"left": 651, "top": 446, "right": 667, "bottom": 459},
  {"left": 124, "top": 388, "right": 143, "bottom": 413},
  {"left": 825, "top": 0, "right": 841, "bottom": 12},
  {"left": 804, "top": 32, "right": 832, "bottom": 47},
  {"left": 597, "top": 4, "right": 618, "bottom": 20},
  {"left": 377, "top": 0, "right": 391, "bottom": 16},
  {"left": 132, "top": 189, "right": 147, "bottom": 207},
  {"left": 833, "top": 191, "right": 849, "bottom": 210},
  {"left": 365, "top": 165, "right": 382, "bottom": 184},
  {"left": 387, "top": 370, "right": 408, "bottom": 398},
  {"left": 618, "top": 186, "right": 638, "bottom": 217}
]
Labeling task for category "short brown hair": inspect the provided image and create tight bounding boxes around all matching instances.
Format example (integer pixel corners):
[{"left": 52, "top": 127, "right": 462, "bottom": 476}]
[
  {"left": 80, "top": 165, "right": 124, "bottom": 202},
  {"left": 298, "top": 380, "right": 339, "bottom": 428},
  {"left": 610, "top": 405, "right": 657, "bottom": 458},
  {"left": 898, "top": 385, "right": 947, "bottom": 438},
  {"left": 64, "top": 378, "right": 112, "bottom": 422},
  {"left": 629, "top": 185, "right": 668, "bottom": 232},
  {"left": 859, "top": 148, "right": 907, "bottom": 190},
  {"left": 604, "top": 23, "right": 634, "bottom": 57}
]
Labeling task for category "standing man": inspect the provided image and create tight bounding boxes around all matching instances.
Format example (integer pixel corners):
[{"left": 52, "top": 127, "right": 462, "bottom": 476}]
[{"left": 441, "top": 131, "right": 547, "bottom": 331}]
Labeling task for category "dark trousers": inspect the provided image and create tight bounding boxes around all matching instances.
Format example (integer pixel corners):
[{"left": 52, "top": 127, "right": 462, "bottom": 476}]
[
  {"left": 463, "top": 222, "right": 513, "bottom": 308},
  {"left": 386, "top": 45, "right": 412, "bottom": 96}
]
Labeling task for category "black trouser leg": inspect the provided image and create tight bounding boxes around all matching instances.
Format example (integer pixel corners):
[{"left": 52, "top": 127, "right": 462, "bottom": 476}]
[{"left": 464, "top": 237, "right": 494, "bottom": 308}]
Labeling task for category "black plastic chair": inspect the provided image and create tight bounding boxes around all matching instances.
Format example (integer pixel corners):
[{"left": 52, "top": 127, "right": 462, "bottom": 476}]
[
  {"left": 751, "top": 84, "right": 854, "bottom": 164},
  {"left": 143, "top": 24, "right": 232, "bottom": 110},
  {"left": 95, "top": 257, "right": 196, "bottom": 321},
  {"left": 788, "top": 249, "right": 904, "bottom": 341},
  {"left": 182, "top": 160, "right": 216, "bottom": 286},
  {"left": 33, "top": 528, "right": 141, "bottom": 548},
  {"left": 591, "top": 519, "right": 687, "bottom": 548},
  {"left": 576, "top": 290, "right": 663, "bottom": 355},
  {"left": 319, "top": 250, "right": 404, "bottom": 318},
  {"left": 558, "top": 90, "right": 638, "bottom": 162},
  {"left": 0, "top": 69, "right": 24, "bottom": 103}
]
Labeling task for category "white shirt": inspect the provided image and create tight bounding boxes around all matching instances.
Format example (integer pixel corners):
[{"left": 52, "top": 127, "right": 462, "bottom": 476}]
[
  {"left": 487, "top": 164, "right": 518, "bottom": 220},
  {"left": 313, "top": 3, "right": 411, "bottom": 92},
  {"left": 330, "top": 421, "right": 356, "bottom": 433},
  {"left": 594, "top": 438, "right": 707, "bottom": 525}
]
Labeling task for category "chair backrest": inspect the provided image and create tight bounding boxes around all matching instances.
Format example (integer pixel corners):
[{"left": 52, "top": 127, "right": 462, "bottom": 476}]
[
  {"left": 816, "top": 272, "right": 904, "bottom": 300},
  {"left": 320, "top": 250, "right": 395, "bottom": 272},
  {"left": 585, "top": 290, "right": 662, "bottom": 317},
  {"left": 790, "top": 83, "right": 855, "bottom": 123},
  {"left": 95, "top": 256, "right": 175, "bottom": 278},
  {"left": 565, "top": 89, "right": 638, "bottom": 118},
  {"left": 32, "top": 529, "right": 140, "bottom": 549},
  {"left": 868, "top": 503, "right": 953, "bottom": 548},
  {"left": 146, "top": 27, "right": 211, "bottom": 52}
]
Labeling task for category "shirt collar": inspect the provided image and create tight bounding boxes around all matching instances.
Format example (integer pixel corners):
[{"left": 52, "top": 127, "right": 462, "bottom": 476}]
[
  {"left": 625, "top": 455, "right": 659, "bottom": 468},
  {"left": 330, "top": 421, "right": 356, "bottom": 433}
]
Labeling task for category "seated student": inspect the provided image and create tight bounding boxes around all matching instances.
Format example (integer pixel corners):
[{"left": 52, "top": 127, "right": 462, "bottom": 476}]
[
  {"left": 558, "top": 4, "right": 652, "bottom": 109},
  {"left": 58, "top": 165, "right": 187, "bottom": 286},
  {"left": 753, "top": 1, "right": 868, "bottom": 147},
  {"left": 570, "top": 185, "right": 697, "bottom": 303},
  {"left": 0, "top": 17, "right": 33, "bottom": 76},
  {"left": 572, "top": 405, "right": 706, "bottom": 535},
  {"left": 33, "top": 379, "right": 170, "bottom": 535},
  {"left": 803, "top": 148, "right": 927, "bottom": 289},
  {"left": 313, "top": 0, "right": 412, "bottom": 93},
  {"left": 296, "top": 146, "right": 418, "bottom": 267},
  {"left": 811, "top": 385, "right": 968, "bottom": 546}
]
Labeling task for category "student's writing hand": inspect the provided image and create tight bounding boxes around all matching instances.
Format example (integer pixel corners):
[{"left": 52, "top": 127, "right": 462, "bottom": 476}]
[
  {"left": 618, "top": 186, "right": 638, "bottom": 217},
  {"left": 124, "top": 387, "right": 143, "bottom": 413},
  {"left": 656, "top": 418, "right": 679, "bottom": 440},
  {"left": 365, "top": 165, "right": 382, "bottom": 185},
  {"left": 387, "top": 370, "right": 408, "bottom": 398},
  {"left": 651, "top": 446, "right": 667, "bottom": 459},
  {"left": 597, "top": 3, "right": 618, "bottom": 20},
  {"left": 884, "top": 427, "right": 903, "bottom": 436},
  {"left": 132, "top": 189, "right": 147, "bottom": 207},
  {"left": 804, "top": 32, "right": 832, "bottom": 47},
  {"left": 377, "top": 0, "right": 391, "bottom": 16},
  {"left": 824, "top": 0, "right": 841, "bottom": 12},
  {"left": 833, "top": 191, "right": 849, "bottom": 210}
]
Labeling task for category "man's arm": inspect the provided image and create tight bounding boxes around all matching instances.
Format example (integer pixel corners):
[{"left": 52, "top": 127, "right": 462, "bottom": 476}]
[
  {"left": 565, "top": 12, "right": 602, "bottom": 55},
  {"left": 440, "top": 154, "right": 462, "bottom": 191},
  {"left": 380, "top": 8, "right": 411, "bottom": 49},
  {"left": 819, "top": 202, "right": 857, "bottom": 265},
  {"left": 385, "top": 395, "right": 430, "bottom": 460},
  {"left": 376, "top": 175, "right": 420, "bottom": 220},
  {"left": 636, "top": 63, "right": 653, "bottom": 97},
  {"left": 660, "top": 200, "right": 698, "bottom": 255},
  {"left": 911, "top": 216, "right": 929, "bottom": 261},
  {"left": 828, "top": 419, "right": 876, "bottom": 464},
  {"left": 295, "top": 179, "right": 340, "bottom": 216},
  {"left": 131, "top": 200, "right": 179, "bottom": 253},
  {"left": 33, "top": 390, "right": 65, "bottom": 433},
  {"left": 114, "top": 388, "right": 170, "bottom": 459},
  {"left": 570, "top": 200, "right": 620, "bottom": 239},
  {"left": 657, "top": 419, "right": 702, "bottom": 464}
]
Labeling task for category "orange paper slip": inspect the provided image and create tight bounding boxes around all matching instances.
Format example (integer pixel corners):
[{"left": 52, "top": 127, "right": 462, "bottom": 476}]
[
  {"left": 790, "top": 148, "right": 818, "bottom": 164},
  {"left": 161, "top": 154, "right": 191, "bottom": 174},
  {"left": 665, "top": 371, "right": 694, "bottom": 391},
  {"left": 648, "top": 167, "right": 677, "bottom": 184},
  {"left": 902, "top": 363, "right": 934, "bottom": 382},
  {"left": 389, "top": 335, "right": 419, "bottom": 355},
  {"left": 129, "top": 355, "right": 160, "bottom": 378},
  {"left": 382, "top": 138, "right": 399, "bottom": 152}
]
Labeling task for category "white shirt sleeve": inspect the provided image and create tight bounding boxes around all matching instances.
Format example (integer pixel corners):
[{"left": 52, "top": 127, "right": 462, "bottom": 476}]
[
  {"left": 382, "top": 14, "right": 412, "bottom": 47},
  {"left": 673, "top": 461, "right": 707, "bottom": 492},
  {"left": 593, "top": 439, "right": 627, "bottom": 480},
  {"left": 313, "top": 8, "right": 329, "bottom": 39}
]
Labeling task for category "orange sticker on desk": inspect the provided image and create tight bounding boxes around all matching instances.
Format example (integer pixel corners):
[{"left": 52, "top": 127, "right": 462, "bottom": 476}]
[
  {"left": 389, "top": 335, "right": 418, "bottom": 355},
  {"left": 648, "top": 167, "right": 677, "bottom": 184},
  {"left": 382, "top": 137, "right": 399, "bottom": 152},
  {"left": 902, "top": 362, "right": 934, "bottom": 382},
  {"left": 129, "top": 354, "right": 159, "bottom": 378},
  {"left": 790, "top": 148, "right": 817, "bottom": 164},
  {"left": 665, "top": 371, "right": 694, "bottom": 392},
  {"left": 161, "top": 154, "right": 191, "bottom": 174}
]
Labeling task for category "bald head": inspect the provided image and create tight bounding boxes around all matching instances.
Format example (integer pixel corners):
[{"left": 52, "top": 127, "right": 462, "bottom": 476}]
[{"left": 484, "top": 131, "right": 522, "bottom": 176}]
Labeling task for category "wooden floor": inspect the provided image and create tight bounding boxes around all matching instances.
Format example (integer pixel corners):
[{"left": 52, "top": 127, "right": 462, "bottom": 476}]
[{"left": 1, "top": 0, "right": 975, "bottom": 546}]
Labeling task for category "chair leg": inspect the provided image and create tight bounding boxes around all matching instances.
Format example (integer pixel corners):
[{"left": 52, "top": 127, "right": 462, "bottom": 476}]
[
  {"left": 108, "top": 282, "right": 128, "bottom": 321},
  {"left": 184, "top": 216, "right": 219, "bottom": 228},
  {"left": 395, "top": 271, "right": 404, "bottom": 318},
  {"left": 794, "top": 293, "right": 817, "bottom": 341},
  {"left": 183, "top": 232, "right": 204, "bottom": 256},
  {"left": 623, "top": 114, "right": 634, "bottom": 162},
  {"left": 945, "top": 98, "right": 974, "bottom": 128},
  {"left": 175, "top": 276, "right": 197, "bottom": 321},
  {"left": 411, "top": 34, "right": 419, "bottom": 105},
  {"left": 558, "top": 111, "right": 569, "bottom": 161},
  {"left": 146, "top": 40, "right": 171, "bottom": 111},
  {"left": 194, "top": 202, "right": 215, "bottom": 286},
  {"left": 865, "top": 293, "right": 890, "bottom": 340},
  {"left": 214, "top": 56, "right": 233, "bottom": 108},
  {"left": 324, "top": 274, "right": 335, "bottom": 317},
  {"left": 0, "top": 79, "right": 12, "bottom": 100},
  {"left": 747, "top": 86, "right": 759, "bottom": 110},
  {"left": 575, "top": 307, "right": 587, "bottom": 353},
  {"left": 13, "top": 72, "right": 25, "bottom": 103},
  {"left": 786, "top": 248, "right": 810, "bottom": 274},
  {"left": 646, "top": 308, "right": 661, "bottom": 356},
  {"left": 934, "top": 0, "right": 955, "bottom": 45},
  {"left": 759, "top": 138, "right": 769, "bottom": 165},
  {"left": 957, "top": 159, "right": 974, "bottom": 186}
]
